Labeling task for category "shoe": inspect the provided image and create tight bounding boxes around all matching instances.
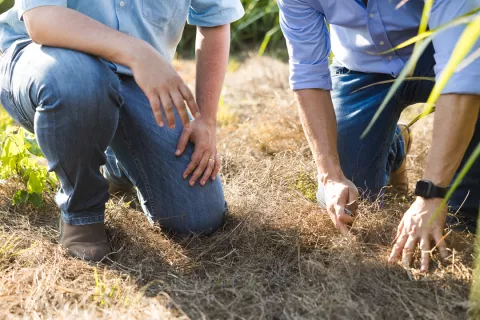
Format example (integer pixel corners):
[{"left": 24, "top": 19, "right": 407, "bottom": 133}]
[
  {"left": 389, "top": 124, "right": 412, "bottom": 194},
  {"left": 59, "top": 217, "right": 112, "bottom": 262}
]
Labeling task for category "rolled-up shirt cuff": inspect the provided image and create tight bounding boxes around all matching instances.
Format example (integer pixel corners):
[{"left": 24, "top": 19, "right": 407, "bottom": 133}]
[
  {"left": 19, "top": 0, "right": 67, "bottom": 20},
  {"left": 290, "top": 62, "right": 332, "bottom": 91},
  {"left": 188, "top": 6, "right": 245, "bottom": 27},
  {"left": 436, "top": 62, "right": 480, "bottom": 95}
]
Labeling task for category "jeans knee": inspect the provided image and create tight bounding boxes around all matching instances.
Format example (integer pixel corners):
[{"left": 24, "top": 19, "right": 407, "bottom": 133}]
[
  {"left": 25, "top": 47, "right": 122, "bottom": 153},
  {"left": 151, "top": 183, "right": 227, "bottom": 236},
  {"left": 26, "top": 46, "right": 122, "bottom": 130}
]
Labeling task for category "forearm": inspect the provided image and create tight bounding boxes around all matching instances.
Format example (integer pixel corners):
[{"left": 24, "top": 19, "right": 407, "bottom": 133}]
[
  {"left": 295, "top": 89, "right": 343, "bottom": 182},
  {"left": 195, "top": 25, "right": 230, "bottom": 124},
  {"left": 23, "top": 6, "right": 153, "bottom": 70},
  {"left": 423, "top": 94, "right": 480, "bottom": 187}
]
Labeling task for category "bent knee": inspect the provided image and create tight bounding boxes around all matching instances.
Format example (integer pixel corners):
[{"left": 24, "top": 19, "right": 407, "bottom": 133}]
[
  {"left": 163, "top": 203, "right": 227, "bottom": 236},
  {"left": 19, "top": 45, "right": 122, "bottom": 112}
]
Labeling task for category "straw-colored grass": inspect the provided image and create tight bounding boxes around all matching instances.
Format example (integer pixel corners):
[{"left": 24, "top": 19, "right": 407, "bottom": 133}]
[{"left": 0, "top": 56, "right": 474, "bottom": 319}]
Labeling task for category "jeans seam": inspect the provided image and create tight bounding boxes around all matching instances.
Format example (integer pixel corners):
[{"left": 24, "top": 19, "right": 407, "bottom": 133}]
[{"left": 119, "top": 119, "right": 156, "bottom": 219}]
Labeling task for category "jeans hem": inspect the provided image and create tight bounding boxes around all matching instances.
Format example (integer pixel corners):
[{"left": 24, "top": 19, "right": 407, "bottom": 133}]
[{"left": 61, "top": 212, "right": 105, "bottom": 226}]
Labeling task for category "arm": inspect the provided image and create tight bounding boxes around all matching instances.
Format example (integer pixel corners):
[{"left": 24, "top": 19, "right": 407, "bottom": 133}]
[
  {"left": 295, "top": 89, "right": 358, "bottom": 234},
  {"left": 279, "top": 0, "right": 358, "bottom": 234},
  {"left": 175, "top": 0, "right": 244, "bottom": 186},
  {"left": 176, "top": 25, "right": 230, "bottom": 186},
  {"left": 389, "top": 0, "right": 480, "bottom": 272},
  {"left": 23, "top": 5, "right": 198, "bottom": 127}
]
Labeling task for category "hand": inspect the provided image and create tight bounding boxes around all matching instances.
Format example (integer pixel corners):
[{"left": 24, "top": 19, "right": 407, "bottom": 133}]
[
  {"left": 130, "top": 45, "right": 200, "bottom": 128},
  {"left": 389, "top": 197, "right": 448, "bottom": 272},
  {"left": 323, "top": 177, "right": 359, "bottom": 235},
  {"left": 176, "top": 118, "right": 220, "bottom": 186}
]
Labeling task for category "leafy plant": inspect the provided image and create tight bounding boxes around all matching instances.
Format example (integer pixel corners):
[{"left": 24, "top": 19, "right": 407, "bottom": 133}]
[{"left": 0, "top": 125, "right": 57, "bottom": 207}]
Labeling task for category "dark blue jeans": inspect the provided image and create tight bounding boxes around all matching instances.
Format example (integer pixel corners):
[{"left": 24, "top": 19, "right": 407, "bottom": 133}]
[
  {"left": 0, "top": 40, "right": 227, "bottom": 234},
  {"left": 318, "top": 47, "right": 479, "bottom": 225}
]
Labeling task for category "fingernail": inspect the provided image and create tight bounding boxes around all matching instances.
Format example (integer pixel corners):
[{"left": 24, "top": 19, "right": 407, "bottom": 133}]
[
  {"left": 159, "top": 122, "right": 165, "bottom": 127},
  {"left": 190, "top": 181, "right": 194, "bottom": 186},
  {"left": 175, "top": 149, "right": 181, "bottom": 156},
  {"left": 183, "top": 174, "right": 187, "bottom": 179},
  {"left": 201, "top": 180, "right": 206, "bottom": 186},
  {"left": 195, "top": 112, "right": 201, "bottom": 118},
  {"left": 212, "top": 176, "right": 216, "bottom": 181},
  {"left": 169, "top": 125, "right": 175, "bottom": 129}
]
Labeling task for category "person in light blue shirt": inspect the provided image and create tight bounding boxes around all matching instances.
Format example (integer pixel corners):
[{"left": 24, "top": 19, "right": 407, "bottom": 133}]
[
  {"left": 0, "top": 1, "right": 244, "bottom": 261},
  {"left": 278, "top": 0, "right": 480, "bottom": 272}
]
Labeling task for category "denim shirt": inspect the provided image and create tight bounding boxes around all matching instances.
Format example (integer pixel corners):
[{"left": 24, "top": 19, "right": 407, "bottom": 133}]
[
  {"left": 278, "top": 0, "right": 480, "bottom": 95},
  {"left": 0, "top": 0, "right": 244, "bottom": 74}
]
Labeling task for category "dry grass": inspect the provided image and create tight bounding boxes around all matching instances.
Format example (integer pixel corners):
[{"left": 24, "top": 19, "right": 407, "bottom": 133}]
[{"left": 0, "top": 56, "right": 476, "bottom": 319}]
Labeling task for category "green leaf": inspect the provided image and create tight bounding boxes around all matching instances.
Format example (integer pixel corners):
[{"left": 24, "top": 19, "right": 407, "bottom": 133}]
[
  {"left": 27, "top": 170, "right": 45, "bottom": 194},
  {"left": 12, "top": 190, "right": 28, "bottom": 206},
  {"left": 24, "top": 133, "right": 44, "bottom": 157},
  {"left": 28, "top": 193, "right": 43, "bottom": 208}
]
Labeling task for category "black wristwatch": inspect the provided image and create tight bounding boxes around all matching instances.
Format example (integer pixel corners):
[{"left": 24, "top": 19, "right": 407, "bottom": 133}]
[{"left": 414, "top": 180, "right": 448, "bottom": 199}]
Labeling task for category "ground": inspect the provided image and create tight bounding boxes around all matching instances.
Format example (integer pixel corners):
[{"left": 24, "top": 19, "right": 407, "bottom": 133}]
[{"left": 0, "top": 56, "right": 476, "bottom": 319}]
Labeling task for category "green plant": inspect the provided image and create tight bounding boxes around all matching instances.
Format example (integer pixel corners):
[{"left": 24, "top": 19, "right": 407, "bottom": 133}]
[{"left": 0, "top": 125, "right": 57, "bottom": 207}]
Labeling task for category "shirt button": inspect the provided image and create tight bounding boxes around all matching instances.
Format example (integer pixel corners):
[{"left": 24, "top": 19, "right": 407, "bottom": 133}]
[
  {"left": 120, "top": 1, "right": 125, "bottom": 7},
  {"left": 369, "top": 13, "right": 375, "bottom": 19},
  {"left": 380, "top": 41, "right": 385, "bottom": 46},
  {"left": 388, "top": 56, "right": 393, "bottom": 60}
]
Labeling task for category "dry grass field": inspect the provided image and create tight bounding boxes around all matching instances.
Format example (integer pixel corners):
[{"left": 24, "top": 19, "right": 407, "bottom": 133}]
[{"left": 0, "top": 56, "right": 476, "bottom": 319}]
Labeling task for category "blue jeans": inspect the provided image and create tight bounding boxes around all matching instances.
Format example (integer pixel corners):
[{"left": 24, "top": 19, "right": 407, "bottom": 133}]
[
  {"left": 0, "top": 40, "right": 227, "bottom": 234},
  {"left": 318, "top": 45, "right": 479, "bottom": 224}
]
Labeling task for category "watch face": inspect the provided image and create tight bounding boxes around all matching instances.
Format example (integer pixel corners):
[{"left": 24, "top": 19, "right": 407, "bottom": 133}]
[{"left": 415, "top": 180, "right": 432, "bottom": 197}]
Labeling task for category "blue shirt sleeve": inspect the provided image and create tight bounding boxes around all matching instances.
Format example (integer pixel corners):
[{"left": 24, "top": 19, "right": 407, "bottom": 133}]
[
  {"left": 278, "top": 0, "right": 331, "bottom": 91},
  {"left": 428, "top": 0, "right": 480, "bottom": 95},
  {"left": 188, "top": 0, "right": 244, "bottom": 27},
  {"left": 19, "top": 0, "right": 67, "bottom": 19}
]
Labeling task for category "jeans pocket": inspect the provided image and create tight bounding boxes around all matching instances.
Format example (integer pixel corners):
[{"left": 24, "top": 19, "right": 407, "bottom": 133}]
[{"left": 141, "top": 0, "right": 188, "bottom": 27}]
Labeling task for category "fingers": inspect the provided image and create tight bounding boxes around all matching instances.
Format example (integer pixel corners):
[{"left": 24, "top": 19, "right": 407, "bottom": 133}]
[
  {"left": 179, "top": 84, "right": 200, "bottom": 118},
  {"left": 176, "top": 126, "right": 192, "bottom": 156},
  {"left": 183, "top": 150, "right": 202, "bottom": 180},
  {"left": 211, "top": 153, "right": 221, "bottom": 180},
  {"left": 401, "top": 235, "right": 418, "bottom": 267},
  {"left": 159, "top": 92, "right": 175, "bottom": 129},
  {"left": 389, "top": 227, "right": 409, "bottom": 263},
  {"left": 170, "top": 89, "right": 190, "bottom": 125},
  {"left": 147, "top": 93, "right": 164, "bottom": 127},
  {"left": 433, "top": 229, "right": 448, "bottom": 259},
  {"left": 419, "top": 237, "right": 431, "bottom": 273},
  {"left": 200, "top": 154, "right": 215, "bottom": 186},
  {"left": 189, "top": 152, "right": 210, "bottom": 186},
  {"left": 335, "top": 204, "right": 354, "bottom": 224},
  {"left": 328, "top": 204, "right": 353, "bottom": 236}
]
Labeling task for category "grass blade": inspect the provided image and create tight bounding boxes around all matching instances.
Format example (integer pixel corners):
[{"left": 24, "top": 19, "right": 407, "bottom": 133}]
[
  {"left": 361, "top": 38, "right": 433, "bottom": 138},
  {"left": 422, "top": 17, "right": 480, "bottom": 116},
  {"left": 429, "top": 142, "right": 480, "bottom": 225},
  {"left": 350, "top": 77, "right": 435, "bottom": 94}
]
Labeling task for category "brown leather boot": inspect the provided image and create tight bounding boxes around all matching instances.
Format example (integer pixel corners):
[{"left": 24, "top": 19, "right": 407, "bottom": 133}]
[
  {"left": 389, "top": 124, "right": 413, "bottom": 194},
  {"left": 59, "top": 218, "right": 111, "bottom": 262}
]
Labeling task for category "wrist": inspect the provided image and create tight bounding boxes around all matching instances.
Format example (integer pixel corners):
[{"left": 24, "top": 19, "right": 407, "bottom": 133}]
[
  {"left": 125, "top": 40, "right": 156, "bottom": 70},
  {"left": 198, "top": 115, "right": 217, "bottom": 127},
  {"left": 318, "top": 163, "right": 345, "bottom": 185}
]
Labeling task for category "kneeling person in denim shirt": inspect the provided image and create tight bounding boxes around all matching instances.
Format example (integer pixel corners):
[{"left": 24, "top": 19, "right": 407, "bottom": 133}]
[
  {"left": 278, "top": 0, "right": 480, "bottom": 272},
  {"left": 0, "top": 1, "right": 244, "bottom": 261}
]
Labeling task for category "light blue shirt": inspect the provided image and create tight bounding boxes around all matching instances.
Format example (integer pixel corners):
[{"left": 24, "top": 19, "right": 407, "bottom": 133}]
[
  {"left": 0, "top": 0, "right": 244, "bottom": 74},
  {"left": 278, "top": 0, "right": 480, "bottom": 95}
]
